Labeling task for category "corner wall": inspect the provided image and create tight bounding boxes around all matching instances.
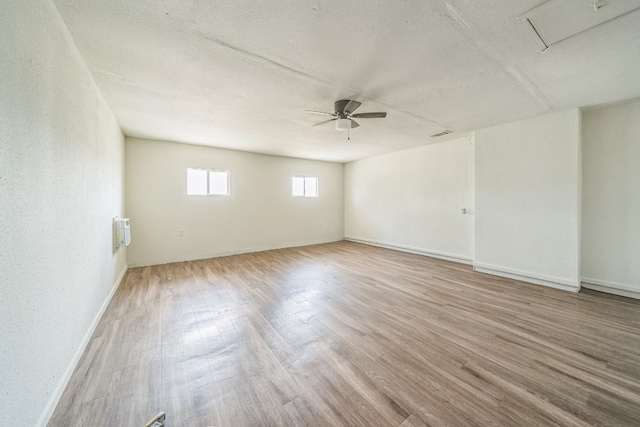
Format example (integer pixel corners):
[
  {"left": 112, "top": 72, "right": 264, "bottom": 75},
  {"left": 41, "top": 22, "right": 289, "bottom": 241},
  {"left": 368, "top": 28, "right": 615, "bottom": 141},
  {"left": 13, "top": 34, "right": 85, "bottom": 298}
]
[
  {"left": 0, "top": 1, "right": 127, "bottom": 425},
  {"left": 344, "top": 137, "right": 475, "bottom": 263},
  {"left": 582, "top": 100, "right": 640, "bottom": 298},
  {"left": 474, "top": 109, "right": 581, "bottom": 290},
  {"left": 125, "top": 138, "right": 344, "bottom": 266}
]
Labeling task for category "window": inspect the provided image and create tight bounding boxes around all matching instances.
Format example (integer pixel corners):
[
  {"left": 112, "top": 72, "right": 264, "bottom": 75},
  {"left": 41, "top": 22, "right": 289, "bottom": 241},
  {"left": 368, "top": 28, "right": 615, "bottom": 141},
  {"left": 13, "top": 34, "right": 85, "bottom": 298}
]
[
  {"left": 292, "top": 176, "right": 318, "bottom": 197},
  {"left": 187, "top": 168, "right": 229, "bottom": 195}
]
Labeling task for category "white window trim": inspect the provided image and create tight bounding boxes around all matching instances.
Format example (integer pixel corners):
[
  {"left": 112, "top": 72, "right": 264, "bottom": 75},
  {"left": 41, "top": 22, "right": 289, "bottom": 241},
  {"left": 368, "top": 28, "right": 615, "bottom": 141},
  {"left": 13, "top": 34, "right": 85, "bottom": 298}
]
[
  {"left": 292, "top": 175, "right": 319, "bottom": 197},
  {"left": 187, "top": 168, "right": 230, "bottom": 196}
]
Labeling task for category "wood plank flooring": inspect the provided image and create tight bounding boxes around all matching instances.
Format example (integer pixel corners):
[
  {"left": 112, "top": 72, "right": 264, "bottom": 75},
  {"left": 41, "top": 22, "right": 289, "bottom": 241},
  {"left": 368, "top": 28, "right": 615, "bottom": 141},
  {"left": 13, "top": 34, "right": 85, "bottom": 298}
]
[{"left": 49, "top": 241, "right": 640, "bottom": 426}]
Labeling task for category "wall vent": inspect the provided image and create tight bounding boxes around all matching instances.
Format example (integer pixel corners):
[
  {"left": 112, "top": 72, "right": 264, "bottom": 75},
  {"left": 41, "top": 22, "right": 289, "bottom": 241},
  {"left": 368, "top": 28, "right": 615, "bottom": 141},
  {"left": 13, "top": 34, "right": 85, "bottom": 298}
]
[{"left": 430, "top": 130, "right": 453, "bottom": 138}]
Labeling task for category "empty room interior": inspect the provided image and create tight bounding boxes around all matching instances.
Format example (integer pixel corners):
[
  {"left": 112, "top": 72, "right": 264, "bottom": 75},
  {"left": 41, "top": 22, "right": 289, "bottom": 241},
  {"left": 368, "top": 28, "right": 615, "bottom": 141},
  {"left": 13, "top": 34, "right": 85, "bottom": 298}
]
[{"left": 3, "top": 0, "right": 640, "bottom": 426}]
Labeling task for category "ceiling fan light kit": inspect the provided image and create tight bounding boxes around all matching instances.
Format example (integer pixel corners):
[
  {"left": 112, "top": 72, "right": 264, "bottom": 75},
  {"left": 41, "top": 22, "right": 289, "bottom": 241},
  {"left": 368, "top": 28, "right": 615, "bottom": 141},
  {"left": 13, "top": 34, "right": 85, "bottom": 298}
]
[
  {"left": 335, "top": 118, "right": 351, "bottom": 131},
  {"left": 307, "top": 99, "right": 387, "bottom": 132}
]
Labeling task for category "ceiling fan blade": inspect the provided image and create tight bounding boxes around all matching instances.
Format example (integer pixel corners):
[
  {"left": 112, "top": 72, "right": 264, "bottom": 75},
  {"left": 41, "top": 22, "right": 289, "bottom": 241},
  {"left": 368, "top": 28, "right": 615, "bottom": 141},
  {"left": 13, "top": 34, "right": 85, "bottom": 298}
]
[
  {"left": 305, "top": 110, "right": 335, "bottom": 116},
  {"left": 349, "top": 118, "right": 360, "bottom": 128},
  {"left": 334, "top": 100, "right": 349, "bottom": 114},
  {"left": 312, "top": 117, "right": 338, "bottom": 126},
  {"left": 351, "top": 112, "right": 387, "bottom": 118},
  {"left": 344, "top": 100, "right": 362, "bottom": 114}
]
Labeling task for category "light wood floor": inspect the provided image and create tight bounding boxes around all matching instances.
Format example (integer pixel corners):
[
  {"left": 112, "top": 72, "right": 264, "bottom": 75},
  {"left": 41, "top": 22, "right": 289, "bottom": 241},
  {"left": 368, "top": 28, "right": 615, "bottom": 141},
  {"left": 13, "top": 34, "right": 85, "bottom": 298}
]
[{"left": 49, "top": 241, "right": 640, "bottom": 427}]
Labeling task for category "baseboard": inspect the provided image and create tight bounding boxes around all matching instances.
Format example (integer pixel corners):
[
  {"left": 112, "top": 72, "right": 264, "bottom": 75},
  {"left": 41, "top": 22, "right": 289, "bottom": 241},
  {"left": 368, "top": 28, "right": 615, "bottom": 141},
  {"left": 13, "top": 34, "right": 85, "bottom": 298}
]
[
  {"left": 473, "top": 262, "right": 580, "bottom": 293},
  {"left": 37, "top": 264, "right": 128, "bottom": 427},
  {"left": 581, "top": 278, "right": 640, "bottom": 300},
  {"left": 127, "top": 237, "right": 344, "bottom": 267},
  {"left": 344, "top": 236, "right": 473, "bottom": 265}
]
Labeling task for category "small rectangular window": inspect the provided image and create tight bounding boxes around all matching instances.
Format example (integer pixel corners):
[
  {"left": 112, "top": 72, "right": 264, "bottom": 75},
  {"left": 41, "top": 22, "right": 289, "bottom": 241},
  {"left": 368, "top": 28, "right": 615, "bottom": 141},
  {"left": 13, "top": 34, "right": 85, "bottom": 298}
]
[
  {"left": 292, "top": 176, "right": 318, "bottom": 197},
  {"left": 187, "top": 168, "right": 230, "bottom": 196},
  {"left": 292, "top": 176, "right": 305, "bottom": 197},
  {"left": 304, "top": 177, "right": 318, "bottom": 197},
  {"left": 187, "top": 169, "right": 208, "bottom": 195},
  {"left": 208, "top": 171, "right": 229, "bottom": 195}
]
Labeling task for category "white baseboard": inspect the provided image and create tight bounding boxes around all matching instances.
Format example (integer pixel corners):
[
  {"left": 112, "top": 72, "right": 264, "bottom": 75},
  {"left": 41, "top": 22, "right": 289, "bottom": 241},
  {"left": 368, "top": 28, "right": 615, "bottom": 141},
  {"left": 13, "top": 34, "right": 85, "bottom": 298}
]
[
  {"left": 127, "top": 237, "right": 344, "bottom": 267},
  {"left": 37, "top": 264, "right": 128, "bottom": 427},
  {"left": 472, "top": 262, "right": 580, "bottom": 293},
  {"left": 344, "top": 236, "right": 473, "bottom": 265},
  {"left": 581, "top": 278, "right": 640, "bottom": 300}
]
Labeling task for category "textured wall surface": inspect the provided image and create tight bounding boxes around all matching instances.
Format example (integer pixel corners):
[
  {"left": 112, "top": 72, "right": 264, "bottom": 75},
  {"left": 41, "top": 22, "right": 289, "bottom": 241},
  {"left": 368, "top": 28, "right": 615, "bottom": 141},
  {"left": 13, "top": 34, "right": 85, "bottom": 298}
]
[
  {"left": 125, "top": 138, "right": 344, "bottom": 267},
  {"left": 344, "top": 137, "right": 474, "bottom": 262},
  {"left": 474, "top": 109, "right": 581, "bottom": 288},
  {"left": 582, "top": 100, "right": 640, "bottom": 296},
  {"left": 0, "top": 1, "right": 127, "bottom": 425}
]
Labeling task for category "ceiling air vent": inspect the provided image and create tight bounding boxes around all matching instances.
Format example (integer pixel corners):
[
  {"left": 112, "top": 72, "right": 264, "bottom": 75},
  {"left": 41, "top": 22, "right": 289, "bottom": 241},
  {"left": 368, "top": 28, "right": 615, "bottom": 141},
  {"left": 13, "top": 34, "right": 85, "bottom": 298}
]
[{"left": 430, "top": 130, "right": 453, "bottom": 138}]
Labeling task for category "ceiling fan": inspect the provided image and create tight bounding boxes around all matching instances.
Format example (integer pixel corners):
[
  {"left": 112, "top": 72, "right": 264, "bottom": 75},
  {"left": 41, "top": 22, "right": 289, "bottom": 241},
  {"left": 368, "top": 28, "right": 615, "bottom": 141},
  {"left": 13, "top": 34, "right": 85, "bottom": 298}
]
[{"left": 306, "top": 100, "right": 387, "bottom": 131}]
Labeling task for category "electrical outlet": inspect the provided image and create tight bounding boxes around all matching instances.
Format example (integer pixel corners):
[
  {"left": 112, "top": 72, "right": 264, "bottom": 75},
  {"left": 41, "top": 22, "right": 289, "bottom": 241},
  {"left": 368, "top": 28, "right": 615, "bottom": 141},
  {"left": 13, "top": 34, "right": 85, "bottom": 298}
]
[
  {"left": 179, "top": 230, "right": 184, "bottom": 236},
  {"left": 462, "top": 208, "right": 467, "bottom": 214}
]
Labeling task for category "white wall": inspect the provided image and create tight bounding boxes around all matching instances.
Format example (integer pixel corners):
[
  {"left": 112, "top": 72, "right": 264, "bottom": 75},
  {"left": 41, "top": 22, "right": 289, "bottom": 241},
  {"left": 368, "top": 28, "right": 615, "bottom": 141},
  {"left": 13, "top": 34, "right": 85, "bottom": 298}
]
[
  {"left": 474, "top": 109, "right": 581, "bottom": 291},
  {"left": 344, "top": 137, "right": 474, "bottom": 263},
  {"left": 0, "top": 1, "right": 127, "bottom": 426},
  {"left": 582, "top": 100, "right": 640, "bottom": 298},
  {"left": 125, "top": 138, "right": 344, "bottom": 266}
]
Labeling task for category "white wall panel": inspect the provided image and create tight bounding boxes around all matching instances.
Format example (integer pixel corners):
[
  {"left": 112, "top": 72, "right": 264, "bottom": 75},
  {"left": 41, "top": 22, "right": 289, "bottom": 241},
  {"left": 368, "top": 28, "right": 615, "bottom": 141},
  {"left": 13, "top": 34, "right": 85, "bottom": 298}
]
[
  {"left": 474, "top": 109, "right": 581, "bottom": 290},
  {"left": 345, "top": 137, "right": 474, "bottom": 263},
  {"left": 582, "top": 100, "right": 640, "bottom": 298},
  {"left": 0, "top": 1, "right": 126, "bottom": 424},
  {"left": 125, "top": 138, "right": 344, "bottom": 267}
]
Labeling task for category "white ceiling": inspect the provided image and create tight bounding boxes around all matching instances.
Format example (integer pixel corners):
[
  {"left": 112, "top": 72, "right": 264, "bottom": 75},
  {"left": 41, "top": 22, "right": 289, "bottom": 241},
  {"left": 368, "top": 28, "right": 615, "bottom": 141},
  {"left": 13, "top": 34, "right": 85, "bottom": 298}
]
[{"left": 53, "top": 0, "right": 640, "bottom": 162}]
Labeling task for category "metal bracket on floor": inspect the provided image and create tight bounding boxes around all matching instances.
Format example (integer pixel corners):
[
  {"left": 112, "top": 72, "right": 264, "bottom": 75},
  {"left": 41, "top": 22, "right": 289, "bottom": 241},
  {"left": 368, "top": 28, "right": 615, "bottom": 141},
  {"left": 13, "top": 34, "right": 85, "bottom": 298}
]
[{"left": 144, "top": 412, "right": 166, "bottom": 427}]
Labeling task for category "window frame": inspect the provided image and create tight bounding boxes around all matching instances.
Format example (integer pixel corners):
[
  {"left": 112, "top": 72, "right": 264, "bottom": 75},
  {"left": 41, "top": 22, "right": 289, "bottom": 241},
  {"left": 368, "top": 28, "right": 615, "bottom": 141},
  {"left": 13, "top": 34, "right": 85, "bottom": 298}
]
[
  {"left": 187, "top": 168, "right": 230, "bottom": 196},
  {"left": 292, "top": 175, "right": 319, "bottom": 198}
]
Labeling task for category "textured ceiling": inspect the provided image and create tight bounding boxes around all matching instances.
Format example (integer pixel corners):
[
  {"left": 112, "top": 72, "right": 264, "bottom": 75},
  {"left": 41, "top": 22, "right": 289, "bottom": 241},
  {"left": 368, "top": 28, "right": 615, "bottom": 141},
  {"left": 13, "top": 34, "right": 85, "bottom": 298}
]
[{"left": 53, "top": 0, "right": 640, "bottom": 162}]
